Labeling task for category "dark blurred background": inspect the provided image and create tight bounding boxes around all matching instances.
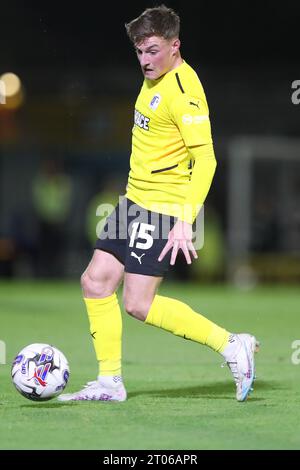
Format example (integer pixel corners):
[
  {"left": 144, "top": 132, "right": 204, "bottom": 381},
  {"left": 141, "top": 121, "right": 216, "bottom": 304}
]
[{"left": 0, "top": 0, "right": 299, "bottom": 285}]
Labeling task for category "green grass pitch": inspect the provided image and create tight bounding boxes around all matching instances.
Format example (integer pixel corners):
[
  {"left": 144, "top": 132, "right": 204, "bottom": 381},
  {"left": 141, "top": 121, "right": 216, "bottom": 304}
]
[{"left": 0, "top": 281, "right": 300, "bottom": 450}]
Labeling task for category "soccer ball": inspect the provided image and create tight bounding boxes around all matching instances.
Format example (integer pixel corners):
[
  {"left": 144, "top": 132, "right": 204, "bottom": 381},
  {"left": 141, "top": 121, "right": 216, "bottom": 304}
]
[{"left": 11, "top": 343, "right": 70, "bottom": 401}]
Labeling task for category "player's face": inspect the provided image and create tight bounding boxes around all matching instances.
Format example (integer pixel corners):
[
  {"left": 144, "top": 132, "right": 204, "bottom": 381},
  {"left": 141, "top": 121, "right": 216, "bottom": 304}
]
[{"left": 135, "top": 36, "right": 180, "bottom": 80}]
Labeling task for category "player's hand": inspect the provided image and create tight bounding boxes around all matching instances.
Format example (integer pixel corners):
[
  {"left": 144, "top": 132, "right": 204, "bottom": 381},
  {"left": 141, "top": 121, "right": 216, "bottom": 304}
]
[{"left": 158, "top": 220, "right": 198, "bottom": 265}]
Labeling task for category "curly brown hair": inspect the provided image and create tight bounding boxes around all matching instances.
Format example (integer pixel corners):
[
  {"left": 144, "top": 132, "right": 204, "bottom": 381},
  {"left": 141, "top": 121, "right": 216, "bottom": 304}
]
[{"left": 125, "top": 5, "right": 180, "bottom": 45}]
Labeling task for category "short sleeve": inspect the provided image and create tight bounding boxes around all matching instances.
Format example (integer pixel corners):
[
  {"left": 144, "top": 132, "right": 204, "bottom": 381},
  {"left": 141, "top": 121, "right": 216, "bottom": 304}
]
[{"left": 169, "top": 93, "right": 213, "bottom": 147}]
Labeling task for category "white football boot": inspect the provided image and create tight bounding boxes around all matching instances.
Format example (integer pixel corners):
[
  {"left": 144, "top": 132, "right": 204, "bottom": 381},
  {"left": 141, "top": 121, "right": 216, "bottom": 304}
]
[
  {"left": 222, "top": 333, "right": 259, "bottom": 402},
  {"left": 57, "top": 376, "right": 127, "bottom": 402}
]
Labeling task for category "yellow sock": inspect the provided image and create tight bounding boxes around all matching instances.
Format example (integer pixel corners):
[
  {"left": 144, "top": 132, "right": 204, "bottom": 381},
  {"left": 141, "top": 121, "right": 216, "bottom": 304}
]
[
  {"left": 84, "top": 294, "right": 122, "bottom": 376},
  {"left": 145, "top": 295, "right": 230, "bottom": 353}
]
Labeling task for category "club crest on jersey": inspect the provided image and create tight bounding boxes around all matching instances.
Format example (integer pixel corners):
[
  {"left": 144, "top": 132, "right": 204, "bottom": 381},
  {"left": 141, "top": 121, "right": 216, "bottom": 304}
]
[{"left": 149, "top": 94, "right": 161, "bottom": 111}]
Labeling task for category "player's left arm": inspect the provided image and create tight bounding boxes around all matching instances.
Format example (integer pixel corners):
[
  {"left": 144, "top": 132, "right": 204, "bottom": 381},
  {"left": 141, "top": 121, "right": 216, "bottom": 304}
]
[
  {"left": 158, "top": 143, "right": 216, "bottom": 265},
  {"left": 180, "top": 142, "right": 217, "bottom": 224}
]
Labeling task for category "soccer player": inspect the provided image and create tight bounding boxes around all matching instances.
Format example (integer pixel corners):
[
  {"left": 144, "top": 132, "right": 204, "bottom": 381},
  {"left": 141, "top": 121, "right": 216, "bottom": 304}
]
[{"left": 59, "top": 5, "right": 258, "bottom": 403}]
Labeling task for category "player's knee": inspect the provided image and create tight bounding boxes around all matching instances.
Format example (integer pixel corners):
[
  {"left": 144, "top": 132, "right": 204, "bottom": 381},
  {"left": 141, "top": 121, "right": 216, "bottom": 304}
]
[
  {"left": 81, "top": 271, "right": 107, "bottom": 298},
  {"left": 80, "top": 271, "right": 93, "bottom": 294},
  {"left": 123, "top": 298, "right": 149, "bottom": 321}
]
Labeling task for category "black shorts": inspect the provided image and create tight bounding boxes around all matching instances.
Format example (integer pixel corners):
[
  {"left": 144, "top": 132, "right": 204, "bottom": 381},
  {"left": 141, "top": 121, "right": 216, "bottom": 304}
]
[{"left": 95, "top": 198, "right": 176, "bottom": 276}]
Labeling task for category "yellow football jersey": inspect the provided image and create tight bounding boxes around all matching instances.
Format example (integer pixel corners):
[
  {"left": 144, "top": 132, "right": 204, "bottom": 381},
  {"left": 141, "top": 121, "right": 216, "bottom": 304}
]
[{"left": 126, "top": 60, "right": 213, "bottom": 218}]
